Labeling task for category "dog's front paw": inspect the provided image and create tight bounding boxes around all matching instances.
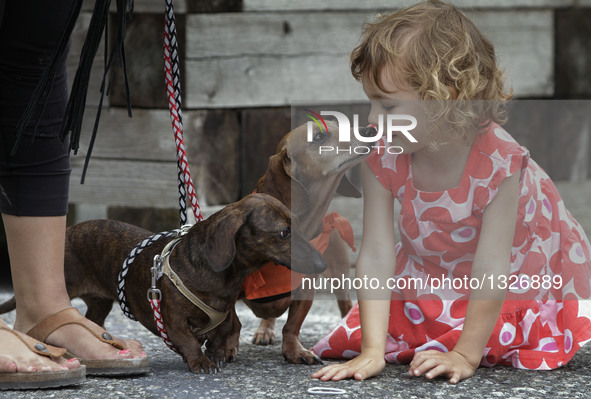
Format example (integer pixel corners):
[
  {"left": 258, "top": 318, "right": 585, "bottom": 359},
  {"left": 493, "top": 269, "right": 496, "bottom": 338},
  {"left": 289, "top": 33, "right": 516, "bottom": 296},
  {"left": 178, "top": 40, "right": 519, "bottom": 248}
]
[
  {"left": 204, "top": 345, "right": 237, "bottom": 369},
  {"left": 282, "top": 342, "right": 324, "bottom": 365},
  {"left": 252, "top": 319, "right": 276, "bottom": 345},
  {"left": 187, "top": 356, "right": 221, "bottom": 374},
  {"left": 224, "top": 342, "right": 238, "bottom": 363},
  {"left": 252, "top": 329, "right": 276, "bottom": 346}
]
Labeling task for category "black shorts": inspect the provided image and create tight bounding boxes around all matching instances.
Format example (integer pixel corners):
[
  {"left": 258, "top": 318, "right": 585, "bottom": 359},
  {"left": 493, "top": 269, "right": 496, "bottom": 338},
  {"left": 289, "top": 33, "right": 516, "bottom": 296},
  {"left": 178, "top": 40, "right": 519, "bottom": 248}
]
[{"left": 0, "top": 0, "right": 76, "bottom": 216}]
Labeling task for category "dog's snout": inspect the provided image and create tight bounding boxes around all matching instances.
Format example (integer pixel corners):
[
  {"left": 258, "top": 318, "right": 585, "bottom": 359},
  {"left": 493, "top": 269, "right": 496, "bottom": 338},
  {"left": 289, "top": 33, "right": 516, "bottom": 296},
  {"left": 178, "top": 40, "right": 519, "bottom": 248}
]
[
  {"left": 359, "top": 125, "right": 378, "bottom": 138},
  {"left": 286, "top": 226, "right": 328, "bottom": 274}
]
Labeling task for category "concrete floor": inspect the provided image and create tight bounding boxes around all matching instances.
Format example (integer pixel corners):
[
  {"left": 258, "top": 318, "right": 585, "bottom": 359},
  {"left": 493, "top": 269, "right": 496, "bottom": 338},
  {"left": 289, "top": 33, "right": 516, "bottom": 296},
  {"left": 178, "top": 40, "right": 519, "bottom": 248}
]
[{"left": 1, "top": 291, "right": 590, "bottom": 398}]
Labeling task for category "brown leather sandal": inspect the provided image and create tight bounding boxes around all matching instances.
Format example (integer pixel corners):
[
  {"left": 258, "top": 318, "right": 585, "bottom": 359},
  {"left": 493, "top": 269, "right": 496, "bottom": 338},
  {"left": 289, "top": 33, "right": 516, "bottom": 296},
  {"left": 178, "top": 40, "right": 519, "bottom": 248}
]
[
  {"left": 26, "top": 308, "right": 149, "bottom": 376},
  {"left": 0, "top": 326, "right": 86, "bottom": 390}
]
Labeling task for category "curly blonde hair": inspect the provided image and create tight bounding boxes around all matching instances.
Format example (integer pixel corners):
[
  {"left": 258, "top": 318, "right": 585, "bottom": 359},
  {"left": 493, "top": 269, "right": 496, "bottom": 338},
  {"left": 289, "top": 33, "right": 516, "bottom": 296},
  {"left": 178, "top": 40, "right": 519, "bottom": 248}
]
[{"left": 351, "top": 0, "right": 513, "bottom": 146}]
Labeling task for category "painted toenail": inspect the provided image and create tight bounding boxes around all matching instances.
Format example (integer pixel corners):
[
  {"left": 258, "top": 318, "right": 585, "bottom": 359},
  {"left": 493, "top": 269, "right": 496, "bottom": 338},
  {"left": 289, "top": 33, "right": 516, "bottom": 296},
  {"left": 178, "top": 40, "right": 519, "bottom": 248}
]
[
  {"left": 118, "top": 350, "right": 130, "bottom": 355},
  {"left": 34, "top": 343, "right": 47, "bottom": 352},
  {"left": 102, "top": 332, "right": 113, "bottom": 340},
  {"left": 67, "top": 358, "right": 79, "bottom": 363}
]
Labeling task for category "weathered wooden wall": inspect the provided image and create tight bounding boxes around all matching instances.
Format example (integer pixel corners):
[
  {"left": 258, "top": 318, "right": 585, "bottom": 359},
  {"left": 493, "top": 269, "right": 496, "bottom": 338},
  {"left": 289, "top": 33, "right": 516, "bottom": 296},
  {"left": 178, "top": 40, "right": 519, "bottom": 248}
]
[
  {"left": 1, "top": 0, "right": 591, "bottom": 284},
  {"left": 67, "top": 0, "right": 591, "bottom": 223}
]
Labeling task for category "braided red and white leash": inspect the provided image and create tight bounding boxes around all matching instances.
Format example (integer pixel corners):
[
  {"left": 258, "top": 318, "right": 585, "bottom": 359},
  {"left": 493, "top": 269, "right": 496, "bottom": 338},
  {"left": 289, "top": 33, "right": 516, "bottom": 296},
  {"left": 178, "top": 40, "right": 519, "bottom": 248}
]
[
  {"left": 118, "top": 0, "right": 206, "bottom": 353},
  {"left": 163, "top": 0, "right": 202, "bottom": 226},
  {"left": 149, "top": 298, "right": 178, "bottom": 352},
  {"left": 148, "top": 0, "right": 203, "bottom": 349}
]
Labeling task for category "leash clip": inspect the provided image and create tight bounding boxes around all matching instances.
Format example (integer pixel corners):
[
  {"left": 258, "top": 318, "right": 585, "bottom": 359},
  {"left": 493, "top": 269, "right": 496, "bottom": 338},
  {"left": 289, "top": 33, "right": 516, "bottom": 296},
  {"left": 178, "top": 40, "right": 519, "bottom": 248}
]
[{"left": 147, "top": 255, "right": 163, "bottom": 301}]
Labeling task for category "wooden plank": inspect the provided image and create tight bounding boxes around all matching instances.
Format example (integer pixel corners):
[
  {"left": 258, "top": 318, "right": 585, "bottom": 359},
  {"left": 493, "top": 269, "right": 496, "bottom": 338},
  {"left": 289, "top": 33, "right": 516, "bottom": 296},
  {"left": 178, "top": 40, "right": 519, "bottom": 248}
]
[
  {"left": 470, "top": 11, "right": 554, "bottom": 97},
  {"left": 187, "top": 10, "right": 553, "bottom": 65},
  {"left": 546, "top": 102, "right": 590, "bottom": 181},
  {"left": 69, "top": 158, "right": 179, "bottom": 207},
  {"left": 502, "top": 100, "right": 591, "bottom": 182},
  {"left": 76, "top": 107, "right": 177, "bottom": 161},
  {"left": 185, "top": 10, "right": 553, "bottom": 107},
  {"left": 556, "top": 8, "right": 591, "bottom": 98},
  {"left": 82, "top": 0, "right": 242, "bottom": 13},
  {"left": 503, "top": 101, "right": 553, "bottom": 178},
  {"left": 244, "top": 0, "right": 573, "bottom": 11},
  {"left": 555, "top": 180, "right": 591, "bottom": 235},
  {"left": 74, "top": 107, "right": 242, "bottom": 206},
  {"left": 184, "top": 0, "right": 242, "bottom": 13},
  {"left": 187, "top": 12, "right": 363, "bottom": 57},
  {"left": 240, "top": 108, "right": 292, "bottom": 197},
  {"left": 182, "top": 110, "right": 242, "bottom": 205},
  {"left": 108, "top": 13, "right": 175, "bottom": 109},
  {"left": 186, "top": 54, "right": 365, "bottom": 108},
  {"left": 82, "top": 0, "right": 188, "bottom": 13}
]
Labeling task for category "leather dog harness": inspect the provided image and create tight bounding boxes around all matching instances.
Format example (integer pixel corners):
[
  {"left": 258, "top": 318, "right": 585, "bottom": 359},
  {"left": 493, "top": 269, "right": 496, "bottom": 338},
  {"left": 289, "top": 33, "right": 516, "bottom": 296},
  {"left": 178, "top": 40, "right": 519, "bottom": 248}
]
[
  {"left": 119, "top": 225, "right": 229, "bottom": 353},
  {"left": 151, "top": 236, "right": 230, "bottom": 335}
]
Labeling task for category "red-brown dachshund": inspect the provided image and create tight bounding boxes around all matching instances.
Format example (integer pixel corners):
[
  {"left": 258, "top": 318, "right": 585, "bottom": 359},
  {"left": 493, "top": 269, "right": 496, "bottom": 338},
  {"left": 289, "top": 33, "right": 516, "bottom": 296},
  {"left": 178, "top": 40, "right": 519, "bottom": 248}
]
[{"left": 242, "top": 120, "right": 369, "bottom": 364}]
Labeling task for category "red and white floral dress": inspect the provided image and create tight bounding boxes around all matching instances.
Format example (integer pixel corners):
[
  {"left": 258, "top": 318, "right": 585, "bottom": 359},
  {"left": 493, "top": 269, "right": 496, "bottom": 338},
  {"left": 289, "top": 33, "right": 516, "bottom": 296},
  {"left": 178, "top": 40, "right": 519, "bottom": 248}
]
[{"left": 311, "top": 123, "right": 591, "bottom": 370}]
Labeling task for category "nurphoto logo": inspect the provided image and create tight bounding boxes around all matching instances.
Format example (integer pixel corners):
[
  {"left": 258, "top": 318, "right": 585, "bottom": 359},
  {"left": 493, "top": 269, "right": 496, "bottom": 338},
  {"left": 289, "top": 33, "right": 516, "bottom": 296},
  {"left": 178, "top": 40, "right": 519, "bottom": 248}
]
[{"left": 305, "top": 110, "right": 418, "bottom": 155}]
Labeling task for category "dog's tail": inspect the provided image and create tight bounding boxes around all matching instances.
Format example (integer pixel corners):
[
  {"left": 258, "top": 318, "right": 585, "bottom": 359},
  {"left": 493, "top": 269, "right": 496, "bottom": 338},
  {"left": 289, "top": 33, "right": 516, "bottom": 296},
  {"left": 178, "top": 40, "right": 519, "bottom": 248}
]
[{"left": 0, "top": 296, "right": 16, "bottom": 314}]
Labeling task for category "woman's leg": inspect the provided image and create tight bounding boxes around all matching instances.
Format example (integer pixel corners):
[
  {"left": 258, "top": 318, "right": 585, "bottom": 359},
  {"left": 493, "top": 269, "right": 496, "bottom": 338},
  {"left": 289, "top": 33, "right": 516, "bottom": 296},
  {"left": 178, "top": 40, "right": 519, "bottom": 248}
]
[
  {"left": 0, "top": 317, "right": 80, "bottom": 374},
  {"left": 4, "top": 214, "right": 146, "bottom": 360},
  {"left": 0, "top": 0, "right": 145, "bottom": 368},
  {"left": 0, "top": 0, "right": 80, "bottom": 379}
]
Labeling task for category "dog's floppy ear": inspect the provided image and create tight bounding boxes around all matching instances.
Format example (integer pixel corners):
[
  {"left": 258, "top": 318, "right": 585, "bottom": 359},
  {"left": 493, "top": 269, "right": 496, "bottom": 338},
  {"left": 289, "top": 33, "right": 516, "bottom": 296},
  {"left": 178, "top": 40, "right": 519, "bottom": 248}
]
[
  {"left": 280, "top": 145, "right": 311, "bottom": 206},
  {"left": 336, "top": 174, "right": 362, "bottom": 198},
  {"left": 204, "top": 213, "right": 244, "bottom": 272},
  {"left": 280, "top": 147, "right": 292, "bottom": 178}
]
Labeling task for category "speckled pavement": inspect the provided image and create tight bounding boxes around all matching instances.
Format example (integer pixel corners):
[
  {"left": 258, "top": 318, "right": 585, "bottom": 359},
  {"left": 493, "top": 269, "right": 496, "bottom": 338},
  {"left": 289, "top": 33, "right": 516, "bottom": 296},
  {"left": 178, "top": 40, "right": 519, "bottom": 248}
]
[{"left": 1, "top": 290, "right": 590, "bottom": 399}]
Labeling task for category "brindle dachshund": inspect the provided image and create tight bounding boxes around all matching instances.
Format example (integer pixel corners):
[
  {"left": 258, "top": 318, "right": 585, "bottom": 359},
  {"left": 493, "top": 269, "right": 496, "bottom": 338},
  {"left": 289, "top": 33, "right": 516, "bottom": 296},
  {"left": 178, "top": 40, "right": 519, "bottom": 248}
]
[
  {"left": 242, "top": 120, "right": 370, "bottom": 364},
  {"left": 0, "top": 193, "right": 327, "bottom": 374}
]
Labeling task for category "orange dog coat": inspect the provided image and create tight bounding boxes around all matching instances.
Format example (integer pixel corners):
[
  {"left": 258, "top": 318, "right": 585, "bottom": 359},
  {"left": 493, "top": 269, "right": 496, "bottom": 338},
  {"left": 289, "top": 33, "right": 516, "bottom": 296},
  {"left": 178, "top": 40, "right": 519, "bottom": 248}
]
[{"left": 243, "top": 212, "right": 356, "bottom": 300}]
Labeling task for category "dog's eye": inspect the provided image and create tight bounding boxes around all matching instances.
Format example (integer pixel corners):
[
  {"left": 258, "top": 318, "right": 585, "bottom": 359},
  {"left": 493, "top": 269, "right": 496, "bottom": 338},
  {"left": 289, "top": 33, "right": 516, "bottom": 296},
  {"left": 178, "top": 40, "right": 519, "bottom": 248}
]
[
  {"left": 280, "top": 226, "right": 291, "bottom": 239},
  {"left": 313, "top": 132, "right": 326, "bottom": 143}
]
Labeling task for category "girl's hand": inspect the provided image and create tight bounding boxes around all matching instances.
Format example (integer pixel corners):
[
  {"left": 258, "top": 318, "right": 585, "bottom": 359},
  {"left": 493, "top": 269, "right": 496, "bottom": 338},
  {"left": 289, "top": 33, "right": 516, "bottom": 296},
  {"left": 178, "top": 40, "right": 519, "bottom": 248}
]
[
  {"left": 311, "top": 352, "right": 386, "bottom": 381},
  {"left": 408, "top": 350, "right": 477, "bottom": 384}
]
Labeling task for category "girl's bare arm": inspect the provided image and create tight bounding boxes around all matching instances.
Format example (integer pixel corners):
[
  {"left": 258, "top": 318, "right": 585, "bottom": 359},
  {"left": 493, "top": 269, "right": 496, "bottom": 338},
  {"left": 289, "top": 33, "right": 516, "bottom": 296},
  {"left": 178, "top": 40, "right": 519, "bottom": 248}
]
[
  {"left": 410, "top": 171, "right": 520, "bottom": 383},
  {"left": 312, "top": 162, "right": 397, "bottom": 381}
]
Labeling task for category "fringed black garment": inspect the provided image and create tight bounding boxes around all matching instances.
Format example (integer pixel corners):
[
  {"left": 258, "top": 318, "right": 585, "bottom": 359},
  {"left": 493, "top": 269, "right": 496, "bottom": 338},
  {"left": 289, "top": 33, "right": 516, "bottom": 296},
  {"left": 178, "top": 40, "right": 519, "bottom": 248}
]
[{"left": 14, "top": 0, "right": 134, "bottom": 183}]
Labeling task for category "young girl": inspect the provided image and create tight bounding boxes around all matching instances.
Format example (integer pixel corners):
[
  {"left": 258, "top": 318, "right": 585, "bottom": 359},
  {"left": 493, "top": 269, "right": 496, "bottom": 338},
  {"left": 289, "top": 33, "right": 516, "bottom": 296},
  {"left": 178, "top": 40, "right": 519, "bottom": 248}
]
[{"left": 311, "top": 0, "right": 591, "bottom": 384}]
